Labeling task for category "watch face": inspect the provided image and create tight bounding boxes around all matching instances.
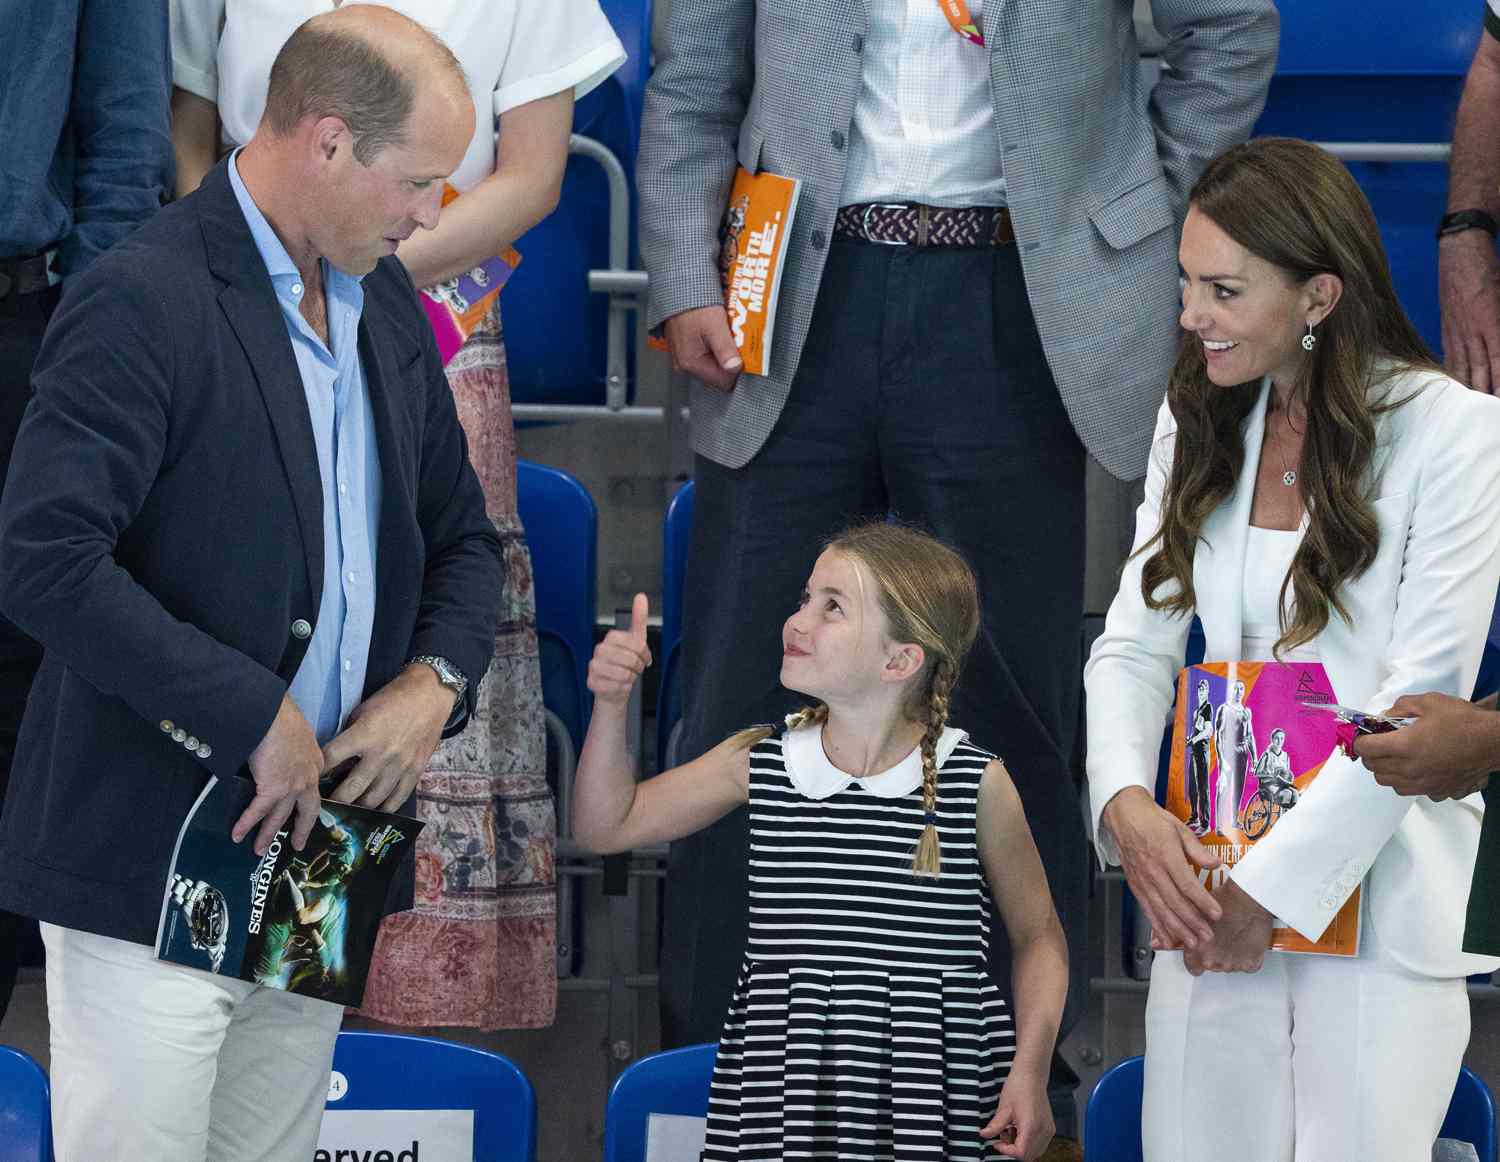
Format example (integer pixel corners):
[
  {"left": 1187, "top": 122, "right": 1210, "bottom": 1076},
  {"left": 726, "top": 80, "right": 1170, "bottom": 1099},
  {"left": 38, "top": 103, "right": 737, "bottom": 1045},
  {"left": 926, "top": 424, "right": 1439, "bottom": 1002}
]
[{"left": 181, "top": 882, "right": 230, "bottom": 972}]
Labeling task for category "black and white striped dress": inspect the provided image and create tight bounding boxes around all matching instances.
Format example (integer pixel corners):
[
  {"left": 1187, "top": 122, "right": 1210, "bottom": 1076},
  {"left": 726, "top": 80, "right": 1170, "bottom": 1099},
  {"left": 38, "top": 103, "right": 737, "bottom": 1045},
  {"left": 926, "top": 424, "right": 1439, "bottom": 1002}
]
[{"left": 702, "top": 723, "right": 1016, "bottom": 1161}]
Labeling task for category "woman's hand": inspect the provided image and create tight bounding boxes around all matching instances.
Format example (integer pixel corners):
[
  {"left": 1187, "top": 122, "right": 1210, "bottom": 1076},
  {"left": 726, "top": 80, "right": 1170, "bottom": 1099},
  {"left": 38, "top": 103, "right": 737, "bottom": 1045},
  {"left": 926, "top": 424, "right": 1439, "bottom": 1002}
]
[
  {"left": 981, "top": 1069, "right": 1055, "bottom": 1159},
  {"left": 1182, "top": 879, "right": 1274, "bottom": 975},
  {"left": 587, "top": 593, "right": 651, "bottom": 706},
  {"left": 1101, "top": 786, "right": 1222, "bottom": 949}
]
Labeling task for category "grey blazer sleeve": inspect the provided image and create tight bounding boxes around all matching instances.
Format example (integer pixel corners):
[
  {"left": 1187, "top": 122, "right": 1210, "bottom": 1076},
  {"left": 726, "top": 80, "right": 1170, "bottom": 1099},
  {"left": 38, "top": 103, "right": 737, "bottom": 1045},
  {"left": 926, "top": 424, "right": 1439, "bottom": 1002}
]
[
  {"left": 635, "top": 0, "right": 757, "bottom": 331},
  {"left": 1146, "top": 0, "right": 1280, "bottom": 207}
]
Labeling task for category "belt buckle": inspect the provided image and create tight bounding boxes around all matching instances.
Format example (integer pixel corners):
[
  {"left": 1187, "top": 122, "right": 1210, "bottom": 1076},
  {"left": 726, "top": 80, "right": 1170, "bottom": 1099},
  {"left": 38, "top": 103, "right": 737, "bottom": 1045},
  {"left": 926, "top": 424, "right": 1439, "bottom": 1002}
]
[{"left": 861, "top": 202, "right": 911, "bottom": 246}]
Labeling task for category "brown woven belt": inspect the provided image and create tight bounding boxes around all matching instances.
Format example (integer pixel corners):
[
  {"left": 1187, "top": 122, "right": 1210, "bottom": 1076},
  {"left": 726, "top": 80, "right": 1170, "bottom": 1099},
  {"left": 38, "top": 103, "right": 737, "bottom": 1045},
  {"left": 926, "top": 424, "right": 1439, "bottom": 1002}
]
[{"left": 833, "top": 202, "right": 1015, "bottom": 247}]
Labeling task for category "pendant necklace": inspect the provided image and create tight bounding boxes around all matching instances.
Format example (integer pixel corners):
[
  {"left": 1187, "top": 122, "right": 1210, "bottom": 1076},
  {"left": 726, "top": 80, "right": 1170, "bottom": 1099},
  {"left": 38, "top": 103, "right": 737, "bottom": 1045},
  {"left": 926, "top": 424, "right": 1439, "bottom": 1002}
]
[{"left": 1273, "top": 409, "right": 1301, "bottom": 488}]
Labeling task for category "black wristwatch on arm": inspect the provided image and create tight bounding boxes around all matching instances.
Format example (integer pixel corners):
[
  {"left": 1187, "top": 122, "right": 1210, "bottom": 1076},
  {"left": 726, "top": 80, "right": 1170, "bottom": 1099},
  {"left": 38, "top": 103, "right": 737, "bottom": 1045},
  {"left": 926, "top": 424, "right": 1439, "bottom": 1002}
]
[{"left": 1437, "top": 209, "right": 1499, "bottom": 241}]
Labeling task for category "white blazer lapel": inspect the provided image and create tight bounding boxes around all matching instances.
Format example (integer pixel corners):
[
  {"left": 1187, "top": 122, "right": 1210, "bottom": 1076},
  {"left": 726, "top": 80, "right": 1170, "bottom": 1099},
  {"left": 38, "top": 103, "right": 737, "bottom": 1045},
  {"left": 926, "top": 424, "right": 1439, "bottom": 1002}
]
[{"left": 1193, "top": 377, "right": 1272, "bottom": 658}]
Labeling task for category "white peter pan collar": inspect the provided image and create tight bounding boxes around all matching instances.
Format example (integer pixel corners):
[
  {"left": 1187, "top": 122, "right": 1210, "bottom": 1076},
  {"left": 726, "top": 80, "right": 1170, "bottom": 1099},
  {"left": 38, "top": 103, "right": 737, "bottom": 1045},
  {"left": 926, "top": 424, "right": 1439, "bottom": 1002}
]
[{"left": 781, "top": 718, "right": 969, "bottom": 800}]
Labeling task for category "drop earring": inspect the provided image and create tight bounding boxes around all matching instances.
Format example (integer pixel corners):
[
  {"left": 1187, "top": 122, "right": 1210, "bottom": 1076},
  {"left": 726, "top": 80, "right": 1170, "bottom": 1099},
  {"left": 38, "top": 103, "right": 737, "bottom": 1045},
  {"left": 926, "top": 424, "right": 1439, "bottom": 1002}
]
[{"left": 1301, "top": 322, "right": 1316, "bottom": 351}]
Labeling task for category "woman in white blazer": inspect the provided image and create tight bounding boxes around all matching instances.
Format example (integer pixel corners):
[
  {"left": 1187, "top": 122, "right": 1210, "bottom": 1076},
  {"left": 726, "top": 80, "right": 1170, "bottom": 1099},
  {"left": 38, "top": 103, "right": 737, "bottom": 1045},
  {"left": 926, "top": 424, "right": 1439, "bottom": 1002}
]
[{"left": 1086, "top": 138, "right": 1500, "bottom": 1162}]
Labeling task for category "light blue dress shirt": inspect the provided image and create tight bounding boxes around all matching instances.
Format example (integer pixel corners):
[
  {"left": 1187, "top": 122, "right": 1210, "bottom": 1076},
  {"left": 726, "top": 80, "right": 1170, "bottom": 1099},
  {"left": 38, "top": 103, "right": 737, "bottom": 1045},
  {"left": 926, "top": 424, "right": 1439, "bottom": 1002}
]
[{"left": 228, "top": 152, "right": 382, "bottom": 745}]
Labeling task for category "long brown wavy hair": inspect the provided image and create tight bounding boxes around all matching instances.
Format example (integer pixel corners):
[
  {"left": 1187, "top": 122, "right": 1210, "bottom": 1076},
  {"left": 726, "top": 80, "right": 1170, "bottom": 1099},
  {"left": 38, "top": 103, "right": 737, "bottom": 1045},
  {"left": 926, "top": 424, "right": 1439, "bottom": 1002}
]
[{"left": 1139, "top": 138, "right": 1440, "bottom": 653}]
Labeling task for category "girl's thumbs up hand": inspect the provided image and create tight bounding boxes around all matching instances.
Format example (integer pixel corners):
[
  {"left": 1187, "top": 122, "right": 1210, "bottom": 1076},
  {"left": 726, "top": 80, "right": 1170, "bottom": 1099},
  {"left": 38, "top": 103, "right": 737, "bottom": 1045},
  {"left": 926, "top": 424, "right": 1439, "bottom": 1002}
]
[{"left": 588, "top": 593, "right": 654, "bottom": 705}]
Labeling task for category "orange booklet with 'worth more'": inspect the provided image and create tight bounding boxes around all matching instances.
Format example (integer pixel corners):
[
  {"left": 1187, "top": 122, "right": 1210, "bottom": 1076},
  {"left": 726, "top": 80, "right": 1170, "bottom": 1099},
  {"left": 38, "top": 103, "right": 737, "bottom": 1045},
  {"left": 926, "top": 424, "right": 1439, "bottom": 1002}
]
[{"left": 717, "top": 166, "right": 801, "bottom": 377}]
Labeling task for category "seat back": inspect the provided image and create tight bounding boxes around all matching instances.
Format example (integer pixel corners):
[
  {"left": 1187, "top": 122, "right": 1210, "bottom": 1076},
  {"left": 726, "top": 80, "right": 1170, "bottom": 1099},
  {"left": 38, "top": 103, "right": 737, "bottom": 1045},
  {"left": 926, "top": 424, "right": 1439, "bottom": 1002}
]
[
  {"left": 602, "top": 1043, "right": 717, "bottom": 1162},
  {"left": 0, "top": 1047, "right": 50, "bottom": 1162},
  {"left": 1082, "top": 1055, "right": 1144, "bottom": 1162},
  {"left": 517, "top": 460, "right": 598, "bottom": 759},
  {"left": 1442, "top": 1066, "right": 1499, "bottom": 1162},
  {"left": 503, "top": 0, "right": 655, "bottom": 405},
  {"left": 1251, "top": 0, "right": 1481, "bottom": 351},
  {"left": 325, "top": 1031, "right": 536, "bottom": 1162},
  {"left": 656, "top": 481, "right": 695, "bottom": 770}
]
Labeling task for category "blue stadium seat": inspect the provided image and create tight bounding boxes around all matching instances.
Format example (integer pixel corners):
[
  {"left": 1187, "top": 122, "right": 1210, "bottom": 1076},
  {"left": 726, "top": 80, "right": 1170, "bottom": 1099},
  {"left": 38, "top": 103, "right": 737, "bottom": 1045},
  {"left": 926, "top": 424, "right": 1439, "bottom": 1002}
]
[
  {"left": 516, "top": 460, "right": 598, "bottom": 761},
  {"left": 1251, "top": 0, "right": 1481, "bottom": 351},
  {"left": 1083, "top": 1056, "right": 1496, "bottom": 1162},
  {"left": 504, "top": 0, "right": 655, "bottom": 406},
  {"left": 0, "top": 1047, "right": 50, "bottom": 1162},
  {"left": 326, "top": 1032, "right": 535, "bottom": 1162},
  {"left": 1443, "top": 1066, "right": 1499, "bottom": 1162},
  {"left": 657, "top": 480, "right": 695, "bottom": 771},
  {"left": 603, "top": 1043, "right": 717, "bottom": 1162}
]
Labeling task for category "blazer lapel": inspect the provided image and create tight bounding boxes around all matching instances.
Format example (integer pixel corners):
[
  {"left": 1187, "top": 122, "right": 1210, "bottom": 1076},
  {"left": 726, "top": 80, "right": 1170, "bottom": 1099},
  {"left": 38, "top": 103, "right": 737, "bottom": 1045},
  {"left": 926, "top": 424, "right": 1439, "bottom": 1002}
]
[
  {"left": 1194, "top": 377, "right": 1272, "bottom": 658},
  {"left": 199, "top": 163, "right": 323, "bottom": 611}
]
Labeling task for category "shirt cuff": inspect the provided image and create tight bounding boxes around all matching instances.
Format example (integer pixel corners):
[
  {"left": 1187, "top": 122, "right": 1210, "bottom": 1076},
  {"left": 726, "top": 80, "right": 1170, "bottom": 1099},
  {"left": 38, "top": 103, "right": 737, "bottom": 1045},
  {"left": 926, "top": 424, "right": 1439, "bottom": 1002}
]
[{"left": 172, "top": 54, "right": 217, "bottom": 102}]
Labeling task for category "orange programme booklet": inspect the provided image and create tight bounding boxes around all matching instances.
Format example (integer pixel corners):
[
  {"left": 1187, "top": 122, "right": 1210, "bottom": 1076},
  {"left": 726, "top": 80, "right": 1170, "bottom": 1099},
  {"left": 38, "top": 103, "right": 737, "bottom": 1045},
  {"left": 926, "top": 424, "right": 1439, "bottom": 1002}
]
[
  {"left": 1165, "top": 659, "right": 1361, "bottom": 956},
  {"left": 418, "top": 182, "right": 521, "bottom": 365},
  {"left": 717, "top": 166, "right": 801, "bottom": 376}
]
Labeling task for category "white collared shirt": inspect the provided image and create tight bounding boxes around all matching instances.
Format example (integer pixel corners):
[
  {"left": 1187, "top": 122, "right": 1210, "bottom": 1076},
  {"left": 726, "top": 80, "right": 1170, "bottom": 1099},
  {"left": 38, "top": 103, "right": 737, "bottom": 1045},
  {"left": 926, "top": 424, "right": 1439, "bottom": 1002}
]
[
  {"left": 839, "top": 0, "right": 1006, "bottom": 208},
  {"left": 781, "top": 718, "right": 970, "bottom": 801}
]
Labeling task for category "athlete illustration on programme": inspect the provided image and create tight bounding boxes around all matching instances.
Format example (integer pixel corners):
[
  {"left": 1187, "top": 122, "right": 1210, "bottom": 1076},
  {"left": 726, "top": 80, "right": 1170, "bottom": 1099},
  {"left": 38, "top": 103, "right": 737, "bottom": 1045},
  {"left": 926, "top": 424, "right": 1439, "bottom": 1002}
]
[
  {"left": 1212, "top": 680, "right": 1257, "bottom": 835},
  {"left": 252, "top": 811, "right": 363, "bottom": 997},
  {"left": 1185, "top": 679, "right": 1215, "bottom": 834}
]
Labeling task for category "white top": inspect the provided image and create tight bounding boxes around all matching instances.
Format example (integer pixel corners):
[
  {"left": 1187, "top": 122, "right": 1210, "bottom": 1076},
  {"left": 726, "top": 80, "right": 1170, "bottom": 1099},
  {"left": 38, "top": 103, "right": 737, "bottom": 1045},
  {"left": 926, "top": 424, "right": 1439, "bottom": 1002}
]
[
  {"left": 839, "top": 0, "right": 1006, "bottom": 208},
  {"left": 171, "top": 0, "right": 626, "bottom": 192},
  {"left": 1240, "top": 524, "right": 1320, "bottom": 664},
  {"left": 781, "top": 719, "right": 969, "bottom": 801}
]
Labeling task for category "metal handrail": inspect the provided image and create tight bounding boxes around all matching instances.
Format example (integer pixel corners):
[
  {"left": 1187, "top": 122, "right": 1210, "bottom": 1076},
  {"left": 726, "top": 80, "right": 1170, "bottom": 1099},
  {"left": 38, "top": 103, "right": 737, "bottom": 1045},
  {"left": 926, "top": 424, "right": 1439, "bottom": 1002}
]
[
  {"left": 1317, "top": 141, "right": 1450, "bottom": 164},
  {"left": 511, "top": 133, "right": 657, "bottom": 423}
]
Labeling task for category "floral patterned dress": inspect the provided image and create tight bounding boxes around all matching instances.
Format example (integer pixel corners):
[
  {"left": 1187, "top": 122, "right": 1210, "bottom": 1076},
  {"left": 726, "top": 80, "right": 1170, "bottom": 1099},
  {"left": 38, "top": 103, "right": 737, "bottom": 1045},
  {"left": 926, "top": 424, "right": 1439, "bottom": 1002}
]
[{"left": 358, "top": 303, "right": 556, "bottom": 1029}]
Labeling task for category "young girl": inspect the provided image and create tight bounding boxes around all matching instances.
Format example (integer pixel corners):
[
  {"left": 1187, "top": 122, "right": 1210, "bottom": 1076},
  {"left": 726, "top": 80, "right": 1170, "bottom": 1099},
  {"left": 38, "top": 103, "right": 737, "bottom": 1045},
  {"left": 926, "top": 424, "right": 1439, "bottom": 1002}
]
[{"left": 574, "top": 523, "right": 1068, "bottom": 1161}]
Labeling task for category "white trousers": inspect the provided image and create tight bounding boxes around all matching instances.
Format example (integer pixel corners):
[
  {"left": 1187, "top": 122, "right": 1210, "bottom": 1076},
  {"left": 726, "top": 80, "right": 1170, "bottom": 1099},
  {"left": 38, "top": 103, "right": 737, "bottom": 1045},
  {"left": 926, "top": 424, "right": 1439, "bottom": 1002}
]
[
  {"left": 42, "top": 923, "right": 344, "bottom": 1162},
  {"left": 1142, "top": 924, "right": 1470, "bottom": 1162}
]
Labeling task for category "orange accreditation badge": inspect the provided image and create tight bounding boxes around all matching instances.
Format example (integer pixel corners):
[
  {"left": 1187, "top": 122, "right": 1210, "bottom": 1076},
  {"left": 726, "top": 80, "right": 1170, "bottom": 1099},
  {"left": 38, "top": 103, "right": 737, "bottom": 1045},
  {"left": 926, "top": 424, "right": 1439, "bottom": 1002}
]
[{"left": 936, "top": 0, "right": 984, "bottom": 45}]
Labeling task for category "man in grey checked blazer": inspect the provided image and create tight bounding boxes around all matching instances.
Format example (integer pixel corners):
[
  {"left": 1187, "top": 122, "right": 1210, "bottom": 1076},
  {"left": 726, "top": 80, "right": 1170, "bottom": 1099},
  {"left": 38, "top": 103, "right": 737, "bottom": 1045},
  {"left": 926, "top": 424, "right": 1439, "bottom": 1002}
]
[{"left": 639, "top": 0, "right": 1277, "bottom": 1138}]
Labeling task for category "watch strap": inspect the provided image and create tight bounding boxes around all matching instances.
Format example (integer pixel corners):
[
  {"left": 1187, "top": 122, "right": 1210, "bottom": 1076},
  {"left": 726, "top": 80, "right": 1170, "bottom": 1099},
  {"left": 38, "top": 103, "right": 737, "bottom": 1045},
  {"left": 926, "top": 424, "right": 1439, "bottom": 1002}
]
[{"left": 1437, "top": 209, "right": 1499, "bottom": 240}]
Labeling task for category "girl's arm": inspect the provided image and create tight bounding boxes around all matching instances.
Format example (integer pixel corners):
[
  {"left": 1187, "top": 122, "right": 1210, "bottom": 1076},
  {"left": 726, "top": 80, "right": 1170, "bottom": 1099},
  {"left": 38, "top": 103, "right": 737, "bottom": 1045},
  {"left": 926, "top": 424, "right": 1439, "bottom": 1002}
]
[
  {"left": 572, "top": 595, "right": 750, "bottom": 855},
  {"left": 395, "top": 90, "right": 573, "bottom": 290},
  {"left": 171, "top": 87, "right": 220, "bottom": 199},
  {"left": 977, "top": 759, "right": 1067, "bottom": 1160}
]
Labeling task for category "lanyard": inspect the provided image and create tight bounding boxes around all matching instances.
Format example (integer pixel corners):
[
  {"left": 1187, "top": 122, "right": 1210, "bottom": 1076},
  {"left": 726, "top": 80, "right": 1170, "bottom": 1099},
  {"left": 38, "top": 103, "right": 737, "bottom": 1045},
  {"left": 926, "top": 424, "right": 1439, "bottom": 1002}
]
[{"left": 936, "top": 0, "right": 984, "bottom": 46}]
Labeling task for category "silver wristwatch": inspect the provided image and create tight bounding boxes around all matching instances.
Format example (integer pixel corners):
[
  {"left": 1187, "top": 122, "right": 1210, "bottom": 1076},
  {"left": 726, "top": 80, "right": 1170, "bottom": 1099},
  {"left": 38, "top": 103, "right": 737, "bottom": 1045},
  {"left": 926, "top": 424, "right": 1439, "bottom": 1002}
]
[
  {"left": 169, "top": 873, "right": 229, "bottom": 973},
  {"left": 409, "top": 653, "right": 468, "bottom": 709}
]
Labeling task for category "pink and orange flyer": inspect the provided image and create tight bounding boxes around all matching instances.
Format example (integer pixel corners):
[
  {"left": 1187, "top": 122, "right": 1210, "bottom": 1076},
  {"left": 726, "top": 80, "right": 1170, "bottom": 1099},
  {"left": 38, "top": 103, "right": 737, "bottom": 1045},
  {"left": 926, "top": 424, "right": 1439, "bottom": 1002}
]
[{"left": 1166, "top": 660, "right": 1361, "bottom": 956}]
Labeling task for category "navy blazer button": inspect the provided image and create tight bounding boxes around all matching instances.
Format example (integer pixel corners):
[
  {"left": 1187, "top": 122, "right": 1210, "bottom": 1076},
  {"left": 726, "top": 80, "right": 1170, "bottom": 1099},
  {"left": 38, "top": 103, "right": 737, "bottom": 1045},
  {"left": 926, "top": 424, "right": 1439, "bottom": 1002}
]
[
  {"left": 172, "top": 728, "right": 187, "bottom": 743},
  {"left": 185, "top": 736, "right": 199, "bottom": 750},
  {"left": 291, "top": 619, "right": 312, "bottom": 639},
  {"left": 196, "top": 744, "right": 212, "bottom": 759},
  {"left": 159, "top": 719, "right": 173, "bottom": 733}
]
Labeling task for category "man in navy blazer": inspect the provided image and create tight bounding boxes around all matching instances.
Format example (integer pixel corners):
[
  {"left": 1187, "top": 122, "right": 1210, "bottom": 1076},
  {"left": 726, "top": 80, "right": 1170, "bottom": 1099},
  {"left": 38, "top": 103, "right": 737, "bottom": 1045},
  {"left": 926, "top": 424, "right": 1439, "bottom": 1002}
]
[{"left": 0, "top": 9, "right": 502, "bottom": 1158}]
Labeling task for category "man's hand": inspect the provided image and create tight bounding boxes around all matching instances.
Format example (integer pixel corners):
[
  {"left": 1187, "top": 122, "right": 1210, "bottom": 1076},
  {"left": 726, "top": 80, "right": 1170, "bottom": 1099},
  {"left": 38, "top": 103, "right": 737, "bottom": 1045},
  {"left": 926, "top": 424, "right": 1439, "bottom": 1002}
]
[
  {"left": 1440, "top": 230, "right": 1500, "bottom": 394},
  {"left": 322, "top": 663, "right": 455, "bottom": 812},
  {"left": 1354, "top": 692, "right": 1499, "bottom": 801},
  {"left": 981, "top": 1068, "right": 1055, "bottom": 1159},
  {"left": 663, "top": 304, "right": 742, "bottom": 392},
  {"left": 236, "top": 693, "right": 323, "bottom": 854},
  {"left": 1101, "top": 785, "right": 1222, "bottom": 950},
  {"left": 1182, "top": 878, "right": 1274, "bottom": 976}
]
